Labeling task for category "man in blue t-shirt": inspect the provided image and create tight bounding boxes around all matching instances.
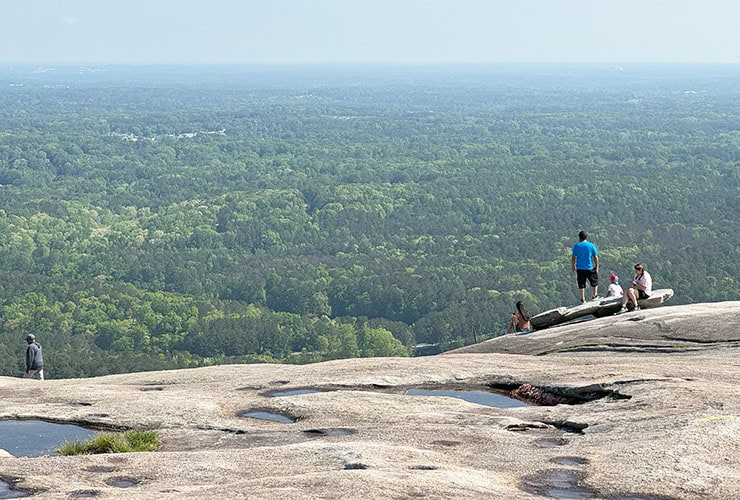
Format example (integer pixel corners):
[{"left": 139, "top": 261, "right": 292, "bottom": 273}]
[{"left": 571, "top": 230, "right": 599, "bottom": 303}]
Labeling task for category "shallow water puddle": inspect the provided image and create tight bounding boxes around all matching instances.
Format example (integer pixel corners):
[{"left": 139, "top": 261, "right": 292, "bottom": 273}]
[
  {"left": 0, "top": 479, "right": 31, "bottom": 499},
  {"left": 405, "top": 388, "right": 528, "bottom": 408},
  {"left": 238, "top": 411, "right": 295, "bottom": 424},
  {"left": 0, "top": 420, "right": 97, "bottom": 457}
]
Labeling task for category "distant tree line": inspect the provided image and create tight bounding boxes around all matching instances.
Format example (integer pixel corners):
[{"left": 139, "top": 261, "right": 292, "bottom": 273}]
[{"left": 0, "top": 65, "right": 737, "bottom": 377}]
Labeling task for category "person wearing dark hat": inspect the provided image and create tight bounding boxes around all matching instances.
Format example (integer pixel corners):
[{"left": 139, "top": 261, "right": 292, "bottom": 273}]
[
  {"left": 24, "top": 334, "right": 44, "bottom": 380},
  {"left": 606, "top": 274, "right": 624, "bottom": 298},
  {"left": 571, "top": 230, "right": 599, "bottom": 303}
]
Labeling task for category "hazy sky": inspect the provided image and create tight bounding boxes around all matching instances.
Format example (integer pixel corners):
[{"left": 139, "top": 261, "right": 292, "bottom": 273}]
[{"left": 1, "top": 0, "right": 738, "bottom": 64}]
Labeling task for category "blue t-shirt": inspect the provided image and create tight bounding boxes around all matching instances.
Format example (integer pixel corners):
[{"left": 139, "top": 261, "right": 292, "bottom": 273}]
[{"left": 572, "top": 241, "right": 598, "bottom": 270}]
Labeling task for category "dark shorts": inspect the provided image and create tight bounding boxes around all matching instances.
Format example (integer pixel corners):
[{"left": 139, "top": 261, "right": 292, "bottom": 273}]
[
  {"left": 638, "top": 290, "right": 650, "bottom": 300},
  {"left": 576, "top": 269, "right": 598, "bottom": 289}
]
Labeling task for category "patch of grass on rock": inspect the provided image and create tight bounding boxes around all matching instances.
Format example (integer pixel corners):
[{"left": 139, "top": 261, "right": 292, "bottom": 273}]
[{"left": 58, "top": 430, "right": 160, "bottom": 455}]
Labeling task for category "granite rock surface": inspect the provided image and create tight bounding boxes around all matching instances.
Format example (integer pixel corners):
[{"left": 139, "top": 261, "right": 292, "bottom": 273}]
[{"left": 0, "top": 301, "right": 738, "bottom": 499}]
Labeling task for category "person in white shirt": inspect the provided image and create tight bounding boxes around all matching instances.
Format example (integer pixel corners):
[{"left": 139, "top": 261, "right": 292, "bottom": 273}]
[
  {"left": 621, "top": 264, "right": 652, "bottom": 312},
  {"left": 606, "top": 274, "right": 624, "bottom": 298}
]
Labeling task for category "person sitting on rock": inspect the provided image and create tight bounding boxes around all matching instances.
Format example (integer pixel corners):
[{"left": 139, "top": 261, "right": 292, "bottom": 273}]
[
  {"left": 606, "top": 274, "right": 624, "bottom": 298},
  {"left": 621, "top": 264, "right": 652, "bottom": 313},
  {"left": 511, "top": 301, "right": 532, "bottom": 334}
]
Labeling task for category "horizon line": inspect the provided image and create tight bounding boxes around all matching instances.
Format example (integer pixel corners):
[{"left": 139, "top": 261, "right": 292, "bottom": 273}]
[{"left": 3, "top": 60, "right": 740, "bottom": 67}]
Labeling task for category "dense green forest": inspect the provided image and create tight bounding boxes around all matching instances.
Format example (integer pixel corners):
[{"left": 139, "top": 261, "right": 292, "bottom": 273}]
[{"left": 0, "top": 64, "right": 737, "bottom": 378}]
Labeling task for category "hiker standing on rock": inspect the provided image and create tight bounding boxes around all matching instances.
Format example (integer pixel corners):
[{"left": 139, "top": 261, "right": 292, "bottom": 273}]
[
  {"left": 571, "top": 230, "right": 599, "bottom": 303},
  {"left": 25, "top": 334, "right": 44, "bottom": 380}
]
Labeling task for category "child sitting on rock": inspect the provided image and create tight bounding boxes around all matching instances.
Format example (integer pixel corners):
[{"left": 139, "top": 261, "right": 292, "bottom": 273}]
[{"left": 606, "top": 274, "right": 624, "bottom": 298}]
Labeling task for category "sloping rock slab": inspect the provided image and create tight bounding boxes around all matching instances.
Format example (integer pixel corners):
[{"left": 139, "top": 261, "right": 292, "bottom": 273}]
[
  {"left": 532, "top": 289, "right": 674, "bottom": 329},
  {"left": 452, "top": 301, "right": 740, "bottom": 356}
]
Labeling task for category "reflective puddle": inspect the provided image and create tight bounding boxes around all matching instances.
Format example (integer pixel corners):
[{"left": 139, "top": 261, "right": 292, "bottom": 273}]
[
  {"left": 0, "top": 420, "right": 97, "bottom": 457},
  {"left": 0, "top": 479, "right": 31, "bottom": 499},
  {"left": 405, "top": 388, "right": 528, "bottom": 408},
  {"left": 238, "top": 411, "right": 295, "bottom": 424}
]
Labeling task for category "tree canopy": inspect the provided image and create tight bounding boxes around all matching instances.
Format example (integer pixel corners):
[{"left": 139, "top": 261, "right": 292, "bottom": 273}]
[{"left": 0, "top": 64, "right": 737, "bottom": 377}]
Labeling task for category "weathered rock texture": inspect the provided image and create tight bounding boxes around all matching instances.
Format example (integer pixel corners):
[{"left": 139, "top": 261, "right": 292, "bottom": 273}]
[
  {"left": 1, "top": 301, "right": 739, "bottom": 499},
  {"left": 530, "top": 288, "right": 674, "bottom": 329}
]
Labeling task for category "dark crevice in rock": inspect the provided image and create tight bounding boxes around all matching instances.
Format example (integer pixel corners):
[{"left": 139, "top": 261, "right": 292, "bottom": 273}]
[
  {"left": 541, "top": 420, "right": 589, "bottom": 434},
  {"left": 195, "top": 425, "right": 247, "bottom": 435},
  {"left": 409, "top": 465, "right": 439, "bottom": 470},
  {"left": 558, "top": 383, "right": 631, "bottom": 403},
  {"left": 610, "top": 378, "right": 674, "bottom": 385},
  {"left": 302, "top": 428, "right": 354, "bottom": 437},
  {"left": 660, "top": 336, "right": 740, "bottom": 344},
  {"left": 344, "top": 463, "right": 370, "bottom": 470},
  {"left": 542, "top": 344, "right": 711, "bottom": 354},
  {"left": 506, "top": 422, "right": 551, "bottom": 432},
  {"left": 480, "top": 380, "right": 522, "bottom": 393}
]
